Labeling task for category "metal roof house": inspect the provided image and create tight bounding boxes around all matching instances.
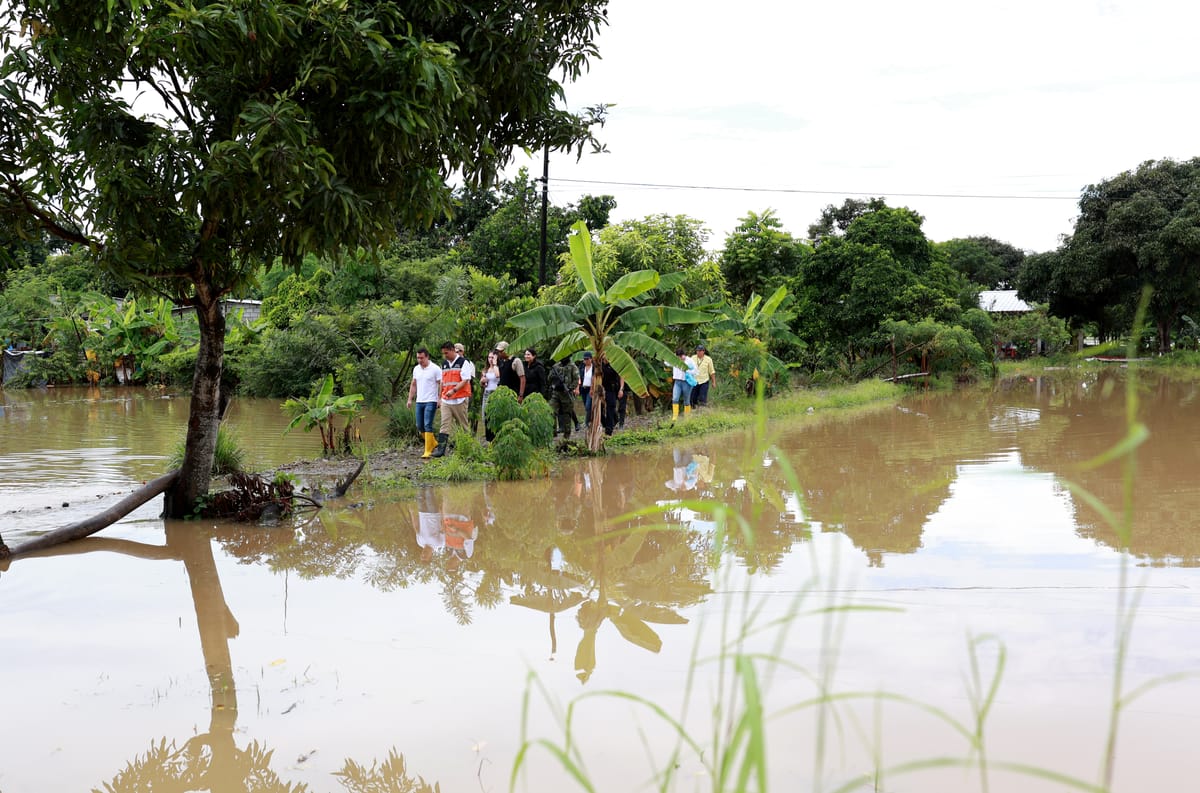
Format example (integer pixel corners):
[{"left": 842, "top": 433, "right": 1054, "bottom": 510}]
[
  {"left": 170, "top": 298, "right": 263, "bottom": 324},
  {"left": 978, "top": 290, "right": 1033, "bottom": 315}
]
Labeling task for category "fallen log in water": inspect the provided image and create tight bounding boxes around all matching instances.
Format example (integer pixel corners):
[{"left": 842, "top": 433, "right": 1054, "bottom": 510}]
[{"left": 2, "top": 470, "right": 180, "bottom": 560}]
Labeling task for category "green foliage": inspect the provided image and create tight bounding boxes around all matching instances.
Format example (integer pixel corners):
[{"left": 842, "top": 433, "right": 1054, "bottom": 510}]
[
  {"left": 170, "top": 426, "right": 246, "bottom": 476},
  {"left": 882, "top": 318, "right": 989, "bottom": 377},
  {"left": 808, "top": 196, "right": 889, "bottom": 242},
  {"left": 142, "top": 344, "right": 199, "bottom": 386},
  {"left": 707, "top": 335, "right": 787, "bottom": 400},
  {"left": 521, "top": 392, "right": 555, "bottom": 448},
  {"left": 543, "top": 214, "right": 722, "bottom": 307},
  {"left": 939, "top": 236, "right": 1025, "bottom": 290},
  {"left": 1, "top": 0, "right": 609, "bottom": 511},
  {"left": 386, "top": 400, "right": 420, "bottom": 444},
  {"left": 491, "top": 418, "right": 537, "bottom": 480},
  {"left": 262, "top": 269, "right": 332, "bottom": 329},
  {"left": 994, "top": 308, "right": 1072, "bottom": 357},
  {"left": 282, "top": 374, "right": 365, "bottom": 456},
  {"left": 484, "top": 386, "right": 523, "bottom": 431},
  {"left": 456, "top": 169, "right": 616, "bottom": 285},
  {"left": 719, "top": 209, "right": 810, "bottom": 303},
  {"left": 793, "top": 200, "right": 971, "bottom": 365},
  {"left": 510, "top": 220, "right": 711, "bottom": 451},
  {"left": 450, "top": 428, "right": 488, "bottom": 464},
  {"left": 239, "top": 316, "right": 352, "bottom": 398},
  {"left": 1019, "top": 158, "right": 1200, "bottom": 349}
]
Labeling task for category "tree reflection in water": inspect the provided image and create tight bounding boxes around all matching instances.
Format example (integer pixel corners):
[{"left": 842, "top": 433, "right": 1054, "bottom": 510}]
[
  {"left": 209, "top": 446, "right": 820, "bottom": 682},
  {"left": 25, "top": 529, "right": 438, "bottom": 793}
]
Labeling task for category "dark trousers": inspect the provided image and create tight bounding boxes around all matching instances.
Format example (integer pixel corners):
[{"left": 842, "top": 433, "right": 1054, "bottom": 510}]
[
  {"left": 601, "top": 388, "right": 618, "bottom": 435},
  {"left": 580, "top": 386, "right": 591, "bottom": 423},
  {"left": 691, "top": 381, "right": 710, "bottom": 407}
]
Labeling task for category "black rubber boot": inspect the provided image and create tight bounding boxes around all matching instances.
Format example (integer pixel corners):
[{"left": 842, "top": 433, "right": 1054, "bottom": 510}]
[{"left": 431, "top": 432, "right": 449, "bottom": 458}]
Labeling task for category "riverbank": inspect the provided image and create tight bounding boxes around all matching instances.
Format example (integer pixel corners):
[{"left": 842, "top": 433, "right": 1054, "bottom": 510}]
[{"left": 273, "top": 378, "right": 909, "bottom": 489}]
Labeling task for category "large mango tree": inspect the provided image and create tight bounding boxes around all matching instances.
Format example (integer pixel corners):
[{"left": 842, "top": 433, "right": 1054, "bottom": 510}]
[{"left": 510, "top": 221, "right": 710, "bottom": 451}]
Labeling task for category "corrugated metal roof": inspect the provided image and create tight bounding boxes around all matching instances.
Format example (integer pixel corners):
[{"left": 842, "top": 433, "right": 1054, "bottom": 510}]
[{"left": 978, "top": 290, "right": 1033, "bottom": 313}]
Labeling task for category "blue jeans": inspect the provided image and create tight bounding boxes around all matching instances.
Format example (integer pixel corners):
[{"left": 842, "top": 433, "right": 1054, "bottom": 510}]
[
  {"left": 672, "top": 379, "right": 693, "bottom": 405},
  {"left": 415, "top": 401, "right": 437, "bottom": 434}
]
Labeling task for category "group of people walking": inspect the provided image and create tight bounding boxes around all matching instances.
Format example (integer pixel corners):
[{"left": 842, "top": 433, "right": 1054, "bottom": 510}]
[{"left": 406, "top": 340, "right": 718, "bottom": 459}]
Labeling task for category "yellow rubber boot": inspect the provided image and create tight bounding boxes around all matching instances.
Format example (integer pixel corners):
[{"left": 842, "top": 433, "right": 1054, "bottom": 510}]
[
  {"left": 672, "top": 403, "right": 680, "bottom": 421},
  {"left": 684, "top": 405, "right": 692, "bottom": 417},
  {"left": 422, "top": 432, "right": 436, "bottom": 458}
]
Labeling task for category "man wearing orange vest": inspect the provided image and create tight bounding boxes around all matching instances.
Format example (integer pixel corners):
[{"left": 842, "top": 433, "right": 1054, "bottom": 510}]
[{"left": 432, "top": 341, "right": 475, "bottom": 458}]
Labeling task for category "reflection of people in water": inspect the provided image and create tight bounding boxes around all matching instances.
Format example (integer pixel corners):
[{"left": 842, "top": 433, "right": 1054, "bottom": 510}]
[
  {"left": 413, "top": 486, "right": 480, "bottom": 568},
  {"left": 665, "top": 449, "right": 715, "bottom": 494},
  {"left": 443, "top": 509, "right": 478, "bottom": 572},
  {"left": 665, "top": 449, "right": 698, "bottom": 493},
  {"left": 414, "top": 486, "right": 444, "bottom": 563}
]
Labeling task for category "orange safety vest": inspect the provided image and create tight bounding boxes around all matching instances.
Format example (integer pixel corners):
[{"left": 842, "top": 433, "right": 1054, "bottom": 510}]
[{"left": 441, "top": 356, "right": 472, "bottom": 400}]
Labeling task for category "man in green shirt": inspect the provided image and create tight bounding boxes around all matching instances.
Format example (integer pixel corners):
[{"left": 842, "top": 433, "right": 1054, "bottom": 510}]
[{"left": 691, "top": 344, "right": 716, "bottom": 408}]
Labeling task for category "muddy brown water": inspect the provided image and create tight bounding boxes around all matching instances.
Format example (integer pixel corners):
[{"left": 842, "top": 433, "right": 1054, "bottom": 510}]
[{"left": 1, "top": 374, "right": 1199, "bottom": 792}]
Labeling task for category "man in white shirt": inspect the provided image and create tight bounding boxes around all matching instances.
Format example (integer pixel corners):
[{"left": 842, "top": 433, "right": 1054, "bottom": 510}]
[{"left": 406, "top": 347, "right": 442, "bottom": 458}]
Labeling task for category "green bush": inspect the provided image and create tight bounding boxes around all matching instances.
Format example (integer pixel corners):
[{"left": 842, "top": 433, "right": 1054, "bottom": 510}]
[
  {"left": 521, "top": 392, "right": 555, "bottom": 448},
  {"left": 418, "top": 427, "right": 496, "bottom": 481},
  {"left": 451, "top": 427, "right": 487, "bottom": 463},
  {"left": 492, "top": 418, "right": 535, "bottom": 480},
  {"left": 142, "top": 344, "right": 198, "bottom": 386},
  {"left": 386, "top": 401, "right": 420, "bottom": 443},
  {"left": 169, "top": 426, "right": 246, "bottom": 475},
  {"left": 484, "top": 386, "right": 522, "bottom": 431},
  {"left": 9, "top": 348, "right": 83, "bottom": 387},
  {"left": 707, "top": 335, "right": 787, "bottom": 401},
  {"left": 239, "top": 316, "right": 352, "bottom": 397}
]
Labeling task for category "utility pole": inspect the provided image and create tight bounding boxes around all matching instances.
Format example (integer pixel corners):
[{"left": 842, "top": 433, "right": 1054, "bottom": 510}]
[{"left": 538, "top": 143, "right": 549, "bottom": 286}]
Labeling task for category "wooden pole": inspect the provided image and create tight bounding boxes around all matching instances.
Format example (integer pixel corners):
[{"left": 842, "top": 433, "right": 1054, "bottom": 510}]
[{"left": 3, "top": 470, "right": 179, "bottom": 559}]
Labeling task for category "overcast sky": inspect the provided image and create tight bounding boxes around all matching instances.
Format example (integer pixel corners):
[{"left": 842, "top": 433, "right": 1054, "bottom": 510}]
[{"left": 506, "top": 0, "right": 1200, "bottom": 254}]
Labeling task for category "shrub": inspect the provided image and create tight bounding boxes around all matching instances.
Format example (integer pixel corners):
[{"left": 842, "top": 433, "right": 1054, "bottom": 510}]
[
  {"left": 521, "top": 392, "right": 555, "bottom": 448},
  {"left": 451, "top": 428, "right": 487, "bottom": 463},
  {"left": 142, "top": 344, "right": 198, "bottom": 386},
  {"left": 10, "top": 348, "right": 81, "bottom": 387},
  {"left": 418, "top": 427, "right": 496, "bottom": 481},
  {"left": 484, "top": 386, "right": 522, "bottom": 431},
  {"left": 239, "top": 316, "right": 351, "bottom": 397},
  {"left": 386, "top": 401, "right": 420, "bottom": 443},
  {"left": 169, "top": 426, "right": 246, "bottom": 475},
  {"left": 492, "top": 418, "right": 535, "bottom": 480}
]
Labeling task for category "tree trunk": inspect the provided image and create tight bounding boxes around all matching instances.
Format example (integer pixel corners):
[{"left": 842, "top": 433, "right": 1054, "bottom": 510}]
[
  {"left": 2, "top": 470, "right": 179, "bottom": 559},
  {"left": 587, "top": 357, "right": 606, "bottom": 452},
  {"left": 165, "top": 283, "right": 226, "bottom": 518}
]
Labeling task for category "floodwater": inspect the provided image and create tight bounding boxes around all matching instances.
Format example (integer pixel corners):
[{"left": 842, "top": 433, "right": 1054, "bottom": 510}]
[{"left": 1, "top": 373, "right": 1199, "bottom": 792}]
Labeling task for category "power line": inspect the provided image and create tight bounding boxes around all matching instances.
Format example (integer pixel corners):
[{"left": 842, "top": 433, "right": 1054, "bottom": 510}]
[{"left": 551, "top": 177, "right": 1080, "bottom": 201}]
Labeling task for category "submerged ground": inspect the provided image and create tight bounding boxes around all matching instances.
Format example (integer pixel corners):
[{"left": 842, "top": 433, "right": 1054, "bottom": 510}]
[{"left": 1, "top": 372, "right": 1198, "bottom": 792}]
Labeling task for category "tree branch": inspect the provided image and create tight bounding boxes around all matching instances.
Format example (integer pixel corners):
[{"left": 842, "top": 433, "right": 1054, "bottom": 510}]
[{"left": 1, "top": 179, "right": 96, "bottom": 247}]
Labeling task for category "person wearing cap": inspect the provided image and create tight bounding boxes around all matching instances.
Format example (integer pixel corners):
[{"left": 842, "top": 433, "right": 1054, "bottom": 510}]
[
  {"left": 489, "top": 341, "right": 525, "bottom": 442},
  {"left": 691, "top": 343, "right": 716, "bottom": 408},
  {"left": 495, "top": 341, "right": 525, "bottom": 397},
  {"left": 432, "top": 341, "right": 475, "bottom": 457}
]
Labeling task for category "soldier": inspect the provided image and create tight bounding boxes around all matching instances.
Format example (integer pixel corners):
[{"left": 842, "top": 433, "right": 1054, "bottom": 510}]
[{"left": 548, "top": 356, "right": 580, "bottom": 438}]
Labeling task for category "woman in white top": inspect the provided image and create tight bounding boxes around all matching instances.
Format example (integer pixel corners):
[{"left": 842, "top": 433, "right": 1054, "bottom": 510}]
[{"left": 481, "top": 350, "right": 501, "bottom": 435}]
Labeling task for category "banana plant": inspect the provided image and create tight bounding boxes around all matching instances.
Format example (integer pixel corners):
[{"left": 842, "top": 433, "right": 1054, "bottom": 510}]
[
  {"left": 282, "top": 374, "right": 364, "bottom": 456},
  {"left": 509, "top": 220, "right": 710, "bottom": 451}
]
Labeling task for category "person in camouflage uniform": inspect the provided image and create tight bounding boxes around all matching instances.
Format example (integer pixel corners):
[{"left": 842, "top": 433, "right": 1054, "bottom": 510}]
[{"left": 548, "top": 356, "right": 580, "bottom": 438}]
